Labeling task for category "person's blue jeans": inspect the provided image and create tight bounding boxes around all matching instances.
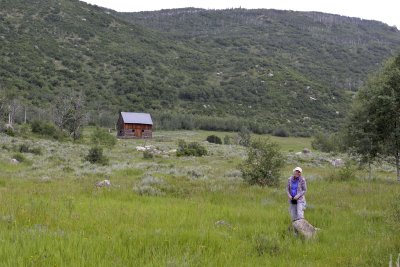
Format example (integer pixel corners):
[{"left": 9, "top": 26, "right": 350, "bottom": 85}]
[{"left": 289, "top": 201, "right": 306, "bottom": 221}]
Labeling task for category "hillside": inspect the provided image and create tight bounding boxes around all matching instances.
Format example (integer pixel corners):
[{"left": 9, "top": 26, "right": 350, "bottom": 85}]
[
  {"left": 118, "top": 8, "right": 400, "bottom": 90},
  {"left": 1, "top": 1, "right": 400, "bottom": 134}
]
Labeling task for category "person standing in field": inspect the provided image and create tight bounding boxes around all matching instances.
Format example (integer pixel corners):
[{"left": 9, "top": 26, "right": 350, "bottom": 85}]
[{"left": 287, "top": 167, "right": 307, "bottom": 221}]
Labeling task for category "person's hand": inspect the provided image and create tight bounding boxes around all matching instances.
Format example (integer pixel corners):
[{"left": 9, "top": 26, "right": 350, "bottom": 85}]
[{"left": 293, "top": 196, "right": 298, "bottom": 200}]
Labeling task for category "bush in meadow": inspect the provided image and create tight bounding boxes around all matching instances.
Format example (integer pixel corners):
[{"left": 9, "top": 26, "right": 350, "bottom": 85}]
[
  {"left": 326, "top": 161, "right": 357, "bottom": 181},
  {"left": 12, "top": 153, "right": 26, "bottom": 163},
  {"left": 18, "top": 144, "right": 30, "bottom": 153},
  {"left": 90, "top": 127, "right": 116, "bottom": 148},
  {"left": 272, "top": 128, "right": 289, "bottom": 137},
  {"left": 176, "top": 140, "right": 207, "bottom": 157},
  {"left": 4, "top": 127, "right": 15, "bottom": 136},
  {"left": 85, "top": 146, "right": 109, "bottom": 165},
  {"left": 223, "top": 135, "right": 231, "bottom": 145},
  {"left": 240, "top": 138, "right": 285, "bottom": 187},
  {"left": 237, "top": 127, "right": 251, "bottom": 147},
  {"left": 31, "top": 120, "right": 67, "bottom": 140},
  {"left": 143, "top": 150, "right": 154, "bottom": 159},
  {"left": 17, "top": 144, "right": 42, "bottom": 155},
  {"left": 311, "top": 131, "right": 345, "bottom": 152},
  {"left": 206, "top": 135, "right": 222, "bottom": 144}
]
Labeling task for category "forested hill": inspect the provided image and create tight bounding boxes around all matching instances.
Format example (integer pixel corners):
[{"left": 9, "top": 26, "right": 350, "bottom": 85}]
[
  {"left": 1, "top": 1, "right": 400, "bottom": 135},
  {"left": 117, "top": 8, "right": 400, "bottom": 91}
]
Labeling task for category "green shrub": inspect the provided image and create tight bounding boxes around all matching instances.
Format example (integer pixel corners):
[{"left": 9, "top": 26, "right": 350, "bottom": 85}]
[
  {"left": 143, "top": 150, "right": 154, "bottom": 159},
  {"left": 237, "top": 127, "right": 251, "bottom": 147},
  {"left": 29, "top": 147, "right": 42, "bottom": 155},
  {"left": 19, "top": 144, "right": 30, "bottom": 153},
  {"left": 223, "top": 135, "right": 231, "bottom": 145},
  {"left": 240, "top": 138, "right": 285, "bottom": 187},
  {"left": 31, "top": 120, "right": 67, "bottom": 140},
  {"left": 90, "top": 127, "right": 116, "bottom": 148},
  {"left": 1, "top": 144, "right": 9, "bottom": 150},
  {"left": 31, "top": 120, "right": 55, "bottom": 135},
  {"left": 326, "top": 161, "right": 357, "bottom": 181},
  {"left": 17, "top": 123, "right": 31, "bottom": 138},
  {"left": 311, "top": 132, "right": 345, "bottom": 152},
  {"left": 272, "top": 128, "right": 289, "bottom": 137},
  {"left": 85, "top": 147, "right": 109, "bottom": 165},
  {"left": 4, "top": 127, "right": 15, "bottom": 136},
  {"left": 12, "top": 153, "right": 26, "bottom": 163},
  {"left": 17, "top": 144, "right": 42, "bottom": 155},
  {"left": 206, "top": 135, "right": 222, "bottom": 144},
  {"left": 176, "top": 140, "right": 207, "bottom": 157}
]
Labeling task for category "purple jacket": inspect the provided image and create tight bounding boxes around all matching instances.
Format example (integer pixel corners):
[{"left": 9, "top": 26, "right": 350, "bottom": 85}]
[{"left": 287, "top": 176, "right": 307, "bottom": 202}]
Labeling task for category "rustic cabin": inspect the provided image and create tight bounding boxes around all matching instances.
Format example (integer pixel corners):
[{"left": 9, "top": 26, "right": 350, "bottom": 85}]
[{"left": 117, "top": 112, "right": 153, "bottom": 139}]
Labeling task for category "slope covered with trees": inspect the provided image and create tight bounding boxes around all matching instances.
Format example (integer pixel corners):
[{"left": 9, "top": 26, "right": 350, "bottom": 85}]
[{"left": 1, "top": 1, "right": 400, "bottom": 135}]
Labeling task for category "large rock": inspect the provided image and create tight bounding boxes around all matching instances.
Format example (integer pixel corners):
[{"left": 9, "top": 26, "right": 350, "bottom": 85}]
[
  {"left": 96, "top": 179, "right": 111, "bottom": 187},
  {"left": 292, "top": 219, "right": 318, "bottom": 239},
  {"left": 331, "top": 158, "right": 344, "bottom": 167}
]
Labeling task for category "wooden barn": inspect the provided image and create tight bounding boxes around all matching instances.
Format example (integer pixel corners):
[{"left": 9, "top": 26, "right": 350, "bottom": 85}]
[{"left": 117, "top": 112, "right": 153, "bottom": 139}]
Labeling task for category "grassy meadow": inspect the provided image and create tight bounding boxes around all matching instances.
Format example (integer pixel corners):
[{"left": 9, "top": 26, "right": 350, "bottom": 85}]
[{"left": 0, "top": 129, "right": 399, "bottom": 266}]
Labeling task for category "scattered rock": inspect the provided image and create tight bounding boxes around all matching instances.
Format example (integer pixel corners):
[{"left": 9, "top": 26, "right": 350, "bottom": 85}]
[
  {"left": 41, "top": 176, "right": 51, "bottom": 182},
  {"left": 136, "top": 146, "right": 147, "bottom": 151},
  {"left": 96, "top": 179, "right": 111, "bottom": 187},
  {"left": 136, "top": 145, "right": 176, "bottom": 155},
  {"left": 331, "top": 158, "right": 344, "bottom": 167},
  {"left": 214, "top": 220, "right": 232, "bottom": 228}
]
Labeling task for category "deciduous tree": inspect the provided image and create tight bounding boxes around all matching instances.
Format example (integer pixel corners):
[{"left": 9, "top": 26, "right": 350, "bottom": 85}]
[
  {"left": 240, "top": 138, "right": 285, "bottom": 187},
  {"left": 346, "top": 54, "right": 400, "bottom": 181},
  {"left": 53, "top": 91, "right": 86, "bottom": 140}
]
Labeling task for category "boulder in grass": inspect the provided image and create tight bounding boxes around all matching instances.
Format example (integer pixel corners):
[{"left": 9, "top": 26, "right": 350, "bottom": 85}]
[
  {"left": 292, "top": 219, "right": 318, "bottom": 239},
  {"left": 214, "top": 220, "right": 232, "bottom": 229},
  {"left": 96, "top": 179, "right": 111, "bottom": 187},
  {"left": 331, "top": 158, "right": 344, "bottom": 167}
]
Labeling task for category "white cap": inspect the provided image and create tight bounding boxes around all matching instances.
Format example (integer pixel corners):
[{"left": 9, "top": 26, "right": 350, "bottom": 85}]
[{"left": 293, "top": 167, "right": 302, "bottom": 173}]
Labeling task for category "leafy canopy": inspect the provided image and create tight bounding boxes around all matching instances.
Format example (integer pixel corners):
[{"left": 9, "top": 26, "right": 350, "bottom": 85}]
[
  {"left": 240, "top": 138, "right": 285, "bottom": 187},
  {"left": 345, "top": 53, "right": 400, "bottom": 180}
]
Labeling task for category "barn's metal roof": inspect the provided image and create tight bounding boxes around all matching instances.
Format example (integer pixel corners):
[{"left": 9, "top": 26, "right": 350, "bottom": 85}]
[{"left": 121, "top": 112, "right": 153, "bottom": 125}]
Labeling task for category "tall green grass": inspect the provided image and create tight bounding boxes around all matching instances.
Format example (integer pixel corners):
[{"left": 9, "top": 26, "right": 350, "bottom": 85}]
[{"left": 0, "top": 130, "right": 398, "bottom": 266}]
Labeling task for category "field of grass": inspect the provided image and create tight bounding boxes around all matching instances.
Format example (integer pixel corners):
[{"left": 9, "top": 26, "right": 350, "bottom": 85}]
[{"left": 0, "top": 129, "right": 399, "bottom": 266}]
